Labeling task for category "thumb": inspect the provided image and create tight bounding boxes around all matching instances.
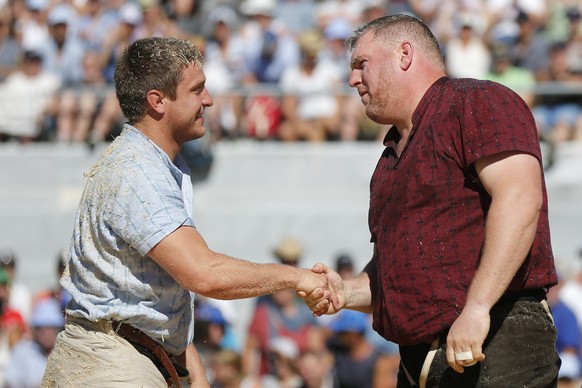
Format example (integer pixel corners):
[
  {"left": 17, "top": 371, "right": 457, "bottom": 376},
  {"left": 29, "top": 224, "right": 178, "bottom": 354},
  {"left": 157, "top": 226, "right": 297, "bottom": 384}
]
[
  {"left": 311, "top": 262, "right": 329, "bottom": 274},
  {"left": 313, "top": 263, "right": 342, "bottom": 310}
]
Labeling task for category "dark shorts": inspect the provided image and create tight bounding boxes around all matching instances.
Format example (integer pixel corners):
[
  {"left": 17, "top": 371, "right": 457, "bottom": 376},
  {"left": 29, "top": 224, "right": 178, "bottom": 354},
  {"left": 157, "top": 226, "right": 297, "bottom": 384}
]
[{"left": 397, "top": 299, "right": 560, "bottom": 388}]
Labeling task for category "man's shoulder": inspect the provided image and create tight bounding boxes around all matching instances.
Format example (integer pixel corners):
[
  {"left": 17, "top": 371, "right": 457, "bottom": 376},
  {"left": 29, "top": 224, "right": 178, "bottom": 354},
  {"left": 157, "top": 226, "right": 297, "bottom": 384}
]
[
  {"left": 86, "top": 135, "right": 163, "bottom": 193},
  {"left": 447, "top": 77, "right": 506, "bottom": 93},
  {"left": 443, "top": 77, "right": 522, "bottom": 108},
  {"left": 97, "top": 130, "right": 160, "bottom": 169}
]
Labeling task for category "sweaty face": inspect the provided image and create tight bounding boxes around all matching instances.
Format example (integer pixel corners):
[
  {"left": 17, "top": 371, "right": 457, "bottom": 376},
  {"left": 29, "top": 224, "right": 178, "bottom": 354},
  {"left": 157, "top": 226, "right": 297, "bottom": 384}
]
[
  {"left": 349, "top": 33, "right": 395, "bottom": 125},
  {"left": 165, "top": 63, "right": 213, "bottom": 142}
]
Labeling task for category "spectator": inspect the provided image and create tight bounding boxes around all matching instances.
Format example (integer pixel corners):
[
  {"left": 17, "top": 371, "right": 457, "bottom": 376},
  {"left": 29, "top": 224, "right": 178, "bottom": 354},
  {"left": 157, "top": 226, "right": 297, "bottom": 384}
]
[
  {"left": 165, "top": 0, "right": 201, "bottom": 36},
  {"left": 0, "top": 309, "right": 26, "bottom": 350},
  {"left": 409, "top": 0, "right": 487, "bottom": 46},
  {"left": 237, "top": 0, "right": 300, "bottom": 140},
  {"left": 360, "top": 1, "right": 387, "bottom": 25},
  {"left": 0, "top": 49, "right": 61, "bottom": 143},
  {"left": 334, "top": 254, "right": 354, "bottom": 280},
  {"left": 99, "top": 2, "right": 142, "bottom": 83},
  {"left": 35, "top": 250, "right": 72, "bottom": 316},
  {"left": 200, "top": 298, "right": 241, "bottom": 353},
  {"left": 133, "top": 0, "right": 186, "bottom": 40},
  {"left": 0, "top": 7, "right": 23, "bottom": 81},
  {"left": 563, "top": 7, "right": 582, "bottom": 76},
  {"left": 315, "top": 0, "right": 362, "bottom": 32},
  {"left": 485, "top": 42, "right": 537, "bottom": 107},
  {"left": 203, "top": 5, "right": 246, "bottom": 141},
  {"left": 547, "top": 274, "right": 582, "bottom": 386},
  {"left": 485, "top": 0, "right": 548, "bottom": 46},
  {"left": 0, "top": 309, "right": 27, "bottom": 387},
  {"left": 4, "top": 298, "right": 64, "bottom": 388},
  {"left": 243, "top": 237, "right": 322, "bottom": 378},
  {"left": 0, "top": 268, "right": 9, "bottom": 319},
  {"left": 532, "top": 42, "right": 582, "bottom": 144},
  {"left": 276, "top": 0, "right": 317, "bottom": 35},
  {"left": 260, "top": 336, "right": 302, "bottom": 388},
  {"left": 54, "top": 49, "right": 114, "bottom": 144},
  {"left": 238, "top": 0, "right": 299, "bottom": 84},
  {"left": 443, "top": 14, "right": 491, "bottom": 79},
  {"left": 75, "top": 0, "right": 119, "bottom": 52},
  {"left": 326, "top": 310, "right": 389, "bottom": 388},
  {"left": 14, "top": 0, "right": 50, "bottom": 52},
  {"left": 210, "top": 349, "right": 245, "bottom": 388},
  {"left": 511, "top": 10, "right": 551, "bottom": 81},
  {"left": 372, "top": 351, "right": 399, "bottom": 388},
  {"left": 278, "top": 30, "right": 343, "bottom": 142},
  {"left": 193, "top": 301, "right": 229, "bottom": 377},
  {"left": 319, "top": 17, "right": 352, "bottom": 82},
  {"left": 296, "top": 348, "right": 338, "bottom": 388},
  {"left": 39, "top": 4, "right": 84, "bottom": 87},
  {"left": 0, "top": 250, "right": 32, "bottom": 323},
  {"left": 559, "top": 262, "right": 582, "bottom": 332}
]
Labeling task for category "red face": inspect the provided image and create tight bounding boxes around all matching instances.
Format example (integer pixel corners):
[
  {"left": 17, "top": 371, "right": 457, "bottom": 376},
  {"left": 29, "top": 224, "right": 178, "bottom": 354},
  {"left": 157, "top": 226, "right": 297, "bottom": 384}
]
[
  {"left": 164, "top": 63, "right": 214, "bottom": 143},
  {"left": 349, "top": 32, "right": 396, "bottom": 125}
]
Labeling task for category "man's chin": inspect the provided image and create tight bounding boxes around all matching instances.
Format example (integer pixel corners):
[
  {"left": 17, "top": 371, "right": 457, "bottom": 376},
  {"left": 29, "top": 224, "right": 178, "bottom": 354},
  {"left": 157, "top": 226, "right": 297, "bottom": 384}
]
[{"left": 183, "top": 126, "right": 206, "bottom": 143}]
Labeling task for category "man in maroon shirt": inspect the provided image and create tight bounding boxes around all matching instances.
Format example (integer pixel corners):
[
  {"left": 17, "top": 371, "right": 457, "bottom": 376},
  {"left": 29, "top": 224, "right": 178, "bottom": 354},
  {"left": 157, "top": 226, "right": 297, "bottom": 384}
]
[{"left": 303, "top": 14, "right": 560, "bottom": 387}]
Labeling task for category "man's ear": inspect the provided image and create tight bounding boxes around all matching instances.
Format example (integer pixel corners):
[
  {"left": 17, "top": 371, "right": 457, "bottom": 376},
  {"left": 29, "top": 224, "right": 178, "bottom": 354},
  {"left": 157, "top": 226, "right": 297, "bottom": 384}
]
[
  {"left": 146, "top": 90, "right": 166, "bottom": 114},
  {"left": 400, "top": 41, "right": 413, "bottom": 70}
]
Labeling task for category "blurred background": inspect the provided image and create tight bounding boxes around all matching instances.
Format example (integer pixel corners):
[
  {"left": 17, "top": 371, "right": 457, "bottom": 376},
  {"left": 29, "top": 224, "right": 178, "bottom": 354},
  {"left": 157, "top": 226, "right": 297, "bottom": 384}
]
[{"left": 1, "top": 0, "right": 582, "bottom": 386}]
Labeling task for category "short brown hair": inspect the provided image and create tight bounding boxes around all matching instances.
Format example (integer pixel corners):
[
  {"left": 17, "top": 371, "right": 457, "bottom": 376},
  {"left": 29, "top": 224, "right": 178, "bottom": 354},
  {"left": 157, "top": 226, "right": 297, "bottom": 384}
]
[{"left": 114, "top": 36, "right": 204, "bottom": 124}]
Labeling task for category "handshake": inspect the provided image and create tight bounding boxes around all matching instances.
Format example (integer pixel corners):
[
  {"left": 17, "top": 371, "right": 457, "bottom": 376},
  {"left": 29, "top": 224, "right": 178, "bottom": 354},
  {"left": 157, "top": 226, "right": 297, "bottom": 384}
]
[{"left": 295, "top": 263, "right": 355, "bottom": 316}]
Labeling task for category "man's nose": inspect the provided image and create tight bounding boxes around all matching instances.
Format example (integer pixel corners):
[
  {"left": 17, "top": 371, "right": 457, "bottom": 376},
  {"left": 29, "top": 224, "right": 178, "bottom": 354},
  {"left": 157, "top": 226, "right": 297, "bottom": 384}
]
[{"left": 348, "top": 70, "right": 361, "bottom": 88}]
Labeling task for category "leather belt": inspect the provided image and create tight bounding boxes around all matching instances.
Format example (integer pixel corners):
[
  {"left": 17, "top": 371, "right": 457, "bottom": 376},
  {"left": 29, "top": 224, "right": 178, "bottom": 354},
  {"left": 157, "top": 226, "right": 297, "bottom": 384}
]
[
  {"left": 498, "top": 287, "right": 546, "bottom": 304},
  {"left": 115, "top": 322, "right": 181, "bottom": 388}
]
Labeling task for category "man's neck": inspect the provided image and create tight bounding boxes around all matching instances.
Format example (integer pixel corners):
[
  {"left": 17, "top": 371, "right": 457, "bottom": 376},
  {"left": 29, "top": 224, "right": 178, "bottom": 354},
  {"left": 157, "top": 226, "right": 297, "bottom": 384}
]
[{"left": 134, "top": 122, "right": 180, "bottom": 162}]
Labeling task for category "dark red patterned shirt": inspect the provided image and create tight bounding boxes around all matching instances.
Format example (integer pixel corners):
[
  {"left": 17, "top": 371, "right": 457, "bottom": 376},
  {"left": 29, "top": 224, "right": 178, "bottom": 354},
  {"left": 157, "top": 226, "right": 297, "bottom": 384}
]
[{"left": 365, "top": 77, "right": 557, "bottom": 346}]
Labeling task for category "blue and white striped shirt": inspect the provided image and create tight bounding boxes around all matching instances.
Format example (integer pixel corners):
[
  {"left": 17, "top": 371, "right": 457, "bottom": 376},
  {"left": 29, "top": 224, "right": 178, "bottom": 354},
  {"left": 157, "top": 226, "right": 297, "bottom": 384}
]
[{"left": 62, "top": 124, "right": 195, "bottom": 355}]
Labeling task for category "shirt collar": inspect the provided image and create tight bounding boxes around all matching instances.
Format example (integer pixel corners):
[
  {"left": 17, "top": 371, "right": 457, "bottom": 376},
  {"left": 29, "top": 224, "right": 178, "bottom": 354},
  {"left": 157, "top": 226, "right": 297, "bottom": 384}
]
[{"left": 382, "top": 76, "right": 449, "bottom": 149}]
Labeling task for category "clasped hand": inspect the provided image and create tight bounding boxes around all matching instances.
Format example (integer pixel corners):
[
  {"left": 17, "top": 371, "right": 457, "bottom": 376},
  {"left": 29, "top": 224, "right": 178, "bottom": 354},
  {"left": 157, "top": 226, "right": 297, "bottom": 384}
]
[{"left": 297, "top": 263, "right": 345, "bottom": 316}]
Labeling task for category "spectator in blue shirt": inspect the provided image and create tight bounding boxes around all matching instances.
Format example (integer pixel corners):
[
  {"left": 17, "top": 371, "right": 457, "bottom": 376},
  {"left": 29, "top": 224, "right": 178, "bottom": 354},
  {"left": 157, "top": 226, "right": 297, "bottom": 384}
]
[{"left": 548, "top": 273, "right": 581, "bottom": 384}]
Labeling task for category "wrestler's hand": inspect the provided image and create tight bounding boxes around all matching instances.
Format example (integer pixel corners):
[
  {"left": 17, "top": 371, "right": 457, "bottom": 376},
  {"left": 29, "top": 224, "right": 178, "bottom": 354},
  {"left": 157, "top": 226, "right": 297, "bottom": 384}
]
[
  {"left": 445, "top": 305, "right": 489, "bottom": 373},
  {"left": 299, "top": 263, "right": 345, "bottom": 316},
  {"left": 296, "top": 269, "right": 332, "bottom": 315}
]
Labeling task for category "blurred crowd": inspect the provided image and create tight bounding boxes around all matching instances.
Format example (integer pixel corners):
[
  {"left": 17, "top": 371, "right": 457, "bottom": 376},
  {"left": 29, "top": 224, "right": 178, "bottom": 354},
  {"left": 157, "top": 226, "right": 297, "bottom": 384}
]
[
  {"left": 3, "top": 240, "right": 582, "bottom": 387},
  {"left": 0, "top": 0, "right": 582, "bottom": 146},
  {"left": 0, "top": 241, "right": 404, "bottom": 388},
  {"left": 2, "top": 0, "right": 582, "bottom": 386}
]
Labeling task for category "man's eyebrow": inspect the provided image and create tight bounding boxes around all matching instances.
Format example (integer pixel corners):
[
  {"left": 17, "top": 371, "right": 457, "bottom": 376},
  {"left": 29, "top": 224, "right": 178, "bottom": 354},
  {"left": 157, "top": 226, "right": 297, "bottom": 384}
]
[
  {"left": 190, "top": 78, "right": 206, "bottom": 91},
  {"left": 350, "top": 56, "right": 363, "bottom": 69}
]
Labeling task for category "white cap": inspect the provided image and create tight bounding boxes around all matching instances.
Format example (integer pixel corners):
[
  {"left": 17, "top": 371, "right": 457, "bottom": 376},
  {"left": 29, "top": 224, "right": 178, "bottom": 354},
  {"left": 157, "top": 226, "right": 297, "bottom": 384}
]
[
  {"left": 240, "top": 0, "right": 276, "bottom": 17},
  {"left": 559, "top": 352, "right": 581, "bottom": 380},
  {"left": 119, "top": 2, "right": 143, "bottom": 26},
  {"left": 31, "top": 299, "right": 65, "bottom": 328},
  {"left": 26, "top": 0, "right": 49, "bottom": 11},
  {"left": 208, "top": 5, "right": 238, "bottom": 28},
  {"left": 48, "top": 4, "right": 75, "bottom": 26},
  {"left": 269, "top": 337, "right": 299, "bottom": 359}
]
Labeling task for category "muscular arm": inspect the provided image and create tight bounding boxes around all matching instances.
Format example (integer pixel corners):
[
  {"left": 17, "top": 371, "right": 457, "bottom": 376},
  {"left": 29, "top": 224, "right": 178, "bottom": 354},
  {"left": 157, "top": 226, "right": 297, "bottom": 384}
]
[
  {"left": 148, "top": 225, "right": 328, "bottom": 300},
  {"left": 446, "top": 151, "right": 543, "bottom": 372},
  {"left": 466, "top": 151, "right": 543, "bottom": 312}
]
